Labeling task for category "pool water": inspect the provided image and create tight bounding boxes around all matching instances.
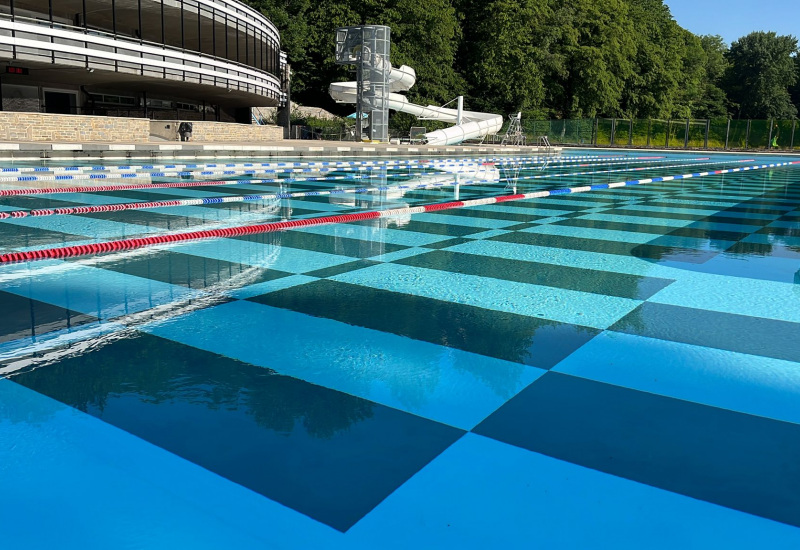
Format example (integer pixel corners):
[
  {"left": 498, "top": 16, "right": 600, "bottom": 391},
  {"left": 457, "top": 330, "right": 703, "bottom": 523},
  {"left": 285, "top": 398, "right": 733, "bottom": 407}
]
[{"left": 1, "top": 151, "right": 800, "bottom": 548}]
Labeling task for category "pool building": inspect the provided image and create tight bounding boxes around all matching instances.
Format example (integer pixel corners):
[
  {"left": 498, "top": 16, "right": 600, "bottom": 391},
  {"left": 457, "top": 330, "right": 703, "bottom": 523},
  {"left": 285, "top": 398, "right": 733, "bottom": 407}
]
[{"left": 0, "top": 0, "right": 286, "bottom": 123}]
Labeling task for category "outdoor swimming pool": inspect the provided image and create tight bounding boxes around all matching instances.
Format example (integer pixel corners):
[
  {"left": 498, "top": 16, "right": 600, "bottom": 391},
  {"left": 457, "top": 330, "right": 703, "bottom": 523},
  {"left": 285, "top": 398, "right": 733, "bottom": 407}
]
[{"left": 1, "top": 150, "right": 800, "bottom": 548}]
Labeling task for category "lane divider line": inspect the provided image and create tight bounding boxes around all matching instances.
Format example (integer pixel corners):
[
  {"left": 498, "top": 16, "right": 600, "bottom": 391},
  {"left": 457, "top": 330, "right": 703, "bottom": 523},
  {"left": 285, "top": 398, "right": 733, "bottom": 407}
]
[
  {"left": 0, "top": 158, "right": 748, "bottom": 220},
  {"left": 2, "top": 160, "right": 796, "bottom": 264}
]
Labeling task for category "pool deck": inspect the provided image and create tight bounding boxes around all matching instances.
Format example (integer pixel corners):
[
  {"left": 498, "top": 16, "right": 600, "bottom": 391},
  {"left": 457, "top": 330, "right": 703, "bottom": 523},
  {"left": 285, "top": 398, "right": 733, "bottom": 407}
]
[{"left": 0, "top": 139, "right": 562, "bottom": 161}]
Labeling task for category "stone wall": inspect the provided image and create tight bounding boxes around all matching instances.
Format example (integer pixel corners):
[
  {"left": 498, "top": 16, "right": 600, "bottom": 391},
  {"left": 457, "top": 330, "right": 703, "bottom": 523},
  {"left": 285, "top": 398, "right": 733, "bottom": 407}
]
[
  {"left": 150, "top": 120, "right": 283, "bottom": 142},
  {"left": 0, "top": 112, "right": 283, "bottom": 143},
  {"left": 0, "top": 112, "right": 150, "bottom": 142}
]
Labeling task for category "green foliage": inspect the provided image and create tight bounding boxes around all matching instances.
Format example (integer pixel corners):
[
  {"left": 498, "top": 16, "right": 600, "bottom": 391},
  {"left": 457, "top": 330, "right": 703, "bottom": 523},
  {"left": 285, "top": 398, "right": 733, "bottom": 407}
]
[
  {"left": 457, "top": 0, "right": 551, "bottom": 115},
  {"left": 245, "top": 0, "right": 800, "bottom": 124},
  {"left": 791, "top": 56, "right": 800, "bottom": 111},
  {"left": 545, "top": 0, "right": 636, "bottom": 118},
  {"left": 694, "top": 35, "right": 730, "bottom": 118},
  {"left": 724, "top": 32, "right": 798, "bottom": 119},
  {"left": 618, "top": 0, "right": 683, "bottom": 118}
]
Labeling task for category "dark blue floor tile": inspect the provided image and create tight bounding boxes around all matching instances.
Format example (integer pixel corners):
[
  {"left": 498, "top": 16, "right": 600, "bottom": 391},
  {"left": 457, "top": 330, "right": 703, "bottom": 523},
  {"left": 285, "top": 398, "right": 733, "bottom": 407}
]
[
  {"left": 248, "top": 279, "right": 599, "bottom": 369},
  {"left": 0, "top": 291, "right": 97, "bottom": 343},
  {"left": 610, "top": 302, "right": 800, "bottom": 362},
  {"left": 10, "top": 333, "right": 463, "bottom": 531},
  {"left": 474, "top": 372, "right": 800, "bottom": 527}
]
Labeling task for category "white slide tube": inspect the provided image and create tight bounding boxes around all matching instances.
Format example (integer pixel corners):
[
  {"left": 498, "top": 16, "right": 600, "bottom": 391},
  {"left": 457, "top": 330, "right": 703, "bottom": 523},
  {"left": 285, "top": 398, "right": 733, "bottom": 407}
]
[{"left": 329, "top": 65, "right": 503, "bottom": 145}]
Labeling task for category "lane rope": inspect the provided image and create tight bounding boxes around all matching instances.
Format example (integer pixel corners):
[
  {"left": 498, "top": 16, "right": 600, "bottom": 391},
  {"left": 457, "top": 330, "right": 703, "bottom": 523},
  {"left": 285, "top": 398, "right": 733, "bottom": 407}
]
[
  {"left": 0, "top": 155, "right": 674, "bottom": 184},
  {"left": 0, "top": 153, "right": 662, "bottom": 175},
  {"left": 2, "top": 160, "right": 796, "bottom": 264},
  {"left": 0, "top": 158, "right": 749, "bottom": 220},
  {"left": 0, "top": 156, "right": 710, "bottom": 197}
]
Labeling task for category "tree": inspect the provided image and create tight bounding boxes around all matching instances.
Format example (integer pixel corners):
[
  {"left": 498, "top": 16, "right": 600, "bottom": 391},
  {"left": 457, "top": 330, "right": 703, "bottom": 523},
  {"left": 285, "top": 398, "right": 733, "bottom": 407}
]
[
  {"left": 791, "top": 56, "right": 800, "bottom": 113},
  {"left": 619, "top": 0, "right": 687, "bottom": 118},
  {"left": 693, "top": 35, "right": 730, "bottom": 118},
  {"left": 724, "top": 31, "right": 798, "bottom": 119},
  {"left": 457, "top": 0, "right": 552, "bottom": 117},
  {"left": 544, "top": 0, "right": 636, "bottom": 118}
]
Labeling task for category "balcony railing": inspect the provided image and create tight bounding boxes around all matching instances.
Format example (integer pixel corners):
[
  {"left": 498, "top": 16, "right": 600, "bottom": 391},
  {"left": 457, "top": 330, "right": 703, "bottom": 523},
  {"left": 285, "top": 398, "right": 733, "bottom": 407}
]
[{"left": 0, "top": 14, "right": 282, "bottom": 101}]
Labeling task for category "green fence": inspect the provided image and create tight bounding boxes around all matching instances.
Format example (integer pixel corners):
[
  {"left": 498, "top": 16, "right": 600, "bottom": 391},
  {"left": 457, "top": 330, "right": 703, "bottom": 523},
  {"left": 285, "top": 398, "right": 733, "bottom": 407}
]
[{"left": 520, "top": 118, "right": 800, "bottom": 151}]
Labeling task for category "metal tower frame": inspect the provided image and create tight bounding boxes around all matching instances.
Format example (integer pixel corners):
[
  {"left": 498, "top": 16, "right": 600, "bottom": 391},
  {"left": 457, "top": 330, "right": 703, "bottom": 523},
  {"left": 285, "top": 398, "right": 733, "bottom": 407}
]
[{"left": 334, "top": 25, "right": 391, "bottom": 142}]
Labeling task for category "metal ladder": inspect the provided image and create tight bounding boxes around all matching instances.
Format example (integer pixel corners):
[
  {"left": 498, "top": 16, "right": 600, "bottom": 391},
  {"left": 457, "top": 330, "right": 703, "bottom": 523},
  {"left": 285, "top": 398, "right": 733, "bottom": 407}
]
[
  {"left": 537, "top": 135, "right": 553, "bottom": 156},
  {"left": 501, "top": 112, "right": 525, "bottom": 146}
]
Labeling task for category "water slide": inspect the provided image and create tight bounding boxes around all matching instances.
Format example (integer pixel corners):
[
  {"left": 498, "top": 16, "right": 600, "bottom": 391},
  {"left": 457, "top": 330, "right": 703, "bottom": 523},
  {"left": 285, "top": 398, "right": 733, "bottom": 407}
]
[{"left": 329, "top": 64, "right": 503, "bottom": 146}]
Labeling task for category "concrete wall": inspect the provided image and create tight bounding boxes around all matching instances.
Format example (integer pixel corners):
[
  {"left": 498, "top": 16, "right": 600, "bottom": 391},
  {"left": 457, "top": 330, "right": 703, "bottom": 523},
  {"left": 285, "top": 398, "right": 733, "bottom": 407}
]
[
  {"left": 150, "top": 120, "right": 283, "bottom": 142},
  {"left": 0, "top": 112, "right": 150, "bottom": 142}
]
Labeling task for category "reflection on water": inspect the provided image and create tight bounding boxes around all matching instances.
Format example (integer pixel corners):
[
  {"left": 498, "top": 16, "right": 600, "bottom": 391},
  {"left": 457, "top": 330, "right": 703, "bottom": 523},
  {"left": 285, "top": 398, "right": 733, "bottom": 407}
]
[
  {"left": 6, "top": 332, "right": 462, "bottom": 532},
  {"left": 10, "top": 332, "right": 374, "bottom": 439}
]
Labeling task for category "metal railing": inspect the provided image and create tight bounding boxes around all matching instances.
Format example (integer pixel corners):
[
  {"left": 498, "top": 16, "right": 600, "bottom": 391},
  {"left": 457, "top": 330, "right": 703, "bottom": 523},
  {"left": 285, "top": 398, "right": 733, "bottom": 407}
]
[
  {"left": 519, "top": 118, "right": 800, "bottom": 151},
  {"left": 0, "top": 14, "right": 282, "bottom": 100}
]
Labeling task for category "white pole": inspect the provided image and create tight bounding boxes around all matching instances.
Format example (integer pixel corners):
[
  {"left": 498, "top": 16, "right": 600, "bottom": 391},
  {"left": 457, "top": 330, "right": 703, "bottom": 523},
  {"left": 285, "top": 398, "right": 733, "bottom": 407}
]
[{"left": 457, "top": 96, "right": 463, "bottom": 126}]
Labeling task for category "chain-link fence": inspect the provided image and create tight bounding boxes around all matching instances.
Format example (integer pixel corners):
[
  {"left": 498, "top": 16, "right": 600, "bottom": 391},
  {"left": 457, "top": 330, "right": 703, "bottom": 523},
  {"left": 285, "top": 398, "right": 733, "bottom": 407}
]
[{"left": 519, "top": 118, "right": 800, "bottom": 151}]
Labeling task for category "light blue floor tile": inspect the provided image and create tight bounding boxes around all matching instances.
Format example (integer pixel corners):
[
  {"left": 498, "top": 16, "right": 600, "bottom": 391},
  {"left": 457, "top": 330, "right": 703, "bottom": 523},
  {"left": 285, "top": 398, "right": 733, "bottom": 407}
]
[
  {"left": 523, "top": 223, "right": 670, "bottom": 245},
  {"left": 292, "top": 223, "right": 449, "bottom": 247},
  {"left": 1, "top": 214, "right": 152, "bottom": 240},
  {"left": 649, "top": 276, "right": 800, "bottom": 323},
  {"left": 464, "top": 229, "right": 511, "bottom": 240},
  {"left": 554, "top": 331, "right": 800, "bottom": 425},
  {"left": 0, "top": 263, "right": 194, "bottom": 319},
  {"left": 411, "top": 213, "right": 517, "bottom": 230},
  {"left": 333, "top": 263, "right": 640, "bottom": 329},
  {"left": 371, "top": 247, "right": 432, "bottom": 263},
  {"left": 346, "top": 433, "right": 800, "bottom": 549},
  {"left": 228, "top": 274, "right": 318, "bottom": 300},
  {"left": 689, "top": 253, "right": 800, "bottom": 284},
  {"left": 145, "top": 300, "right": 542, "bottom": 430},
  {"left": 0, "top": 379, "right": 337, "bottom": 550},
  {"left": 581, "top": 212, "right": 695, "bottom": 228},
  {"left": 766, "top": 220, "right": 800, "bottom": 229},
  {"left": 172, "top": 237, "right": 354, "bottom": 273}
]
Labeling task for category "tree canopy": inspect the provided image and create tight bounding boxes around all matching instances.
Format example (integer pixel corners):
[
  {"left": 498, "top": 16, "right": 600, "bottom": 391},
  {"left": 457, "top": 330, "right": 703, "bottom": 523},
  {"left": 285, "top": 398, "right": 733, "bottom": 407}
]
[{"left": 247, "top": 0, "right": 800, "bottom": 121}]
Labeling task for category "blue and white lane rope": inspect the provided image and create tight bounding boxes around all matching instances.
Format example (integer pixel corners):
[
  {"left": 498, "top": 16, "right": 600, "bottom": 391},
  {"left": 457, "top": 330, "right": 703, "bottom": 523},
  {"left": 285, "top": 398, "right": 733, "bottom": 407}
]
[
  {"left": 0, "top": 158, "right": 760, "bottom": 220},
  {"left": 0, "top": 157, "right": 739, "bottom": 197},
  {"left": 0, "top": 153, "right": 661, "bottom": 175},
  {"left": 0, "top": 155, "right": 673, "bottom": 183},
  {"left": 2, "top": 160, "right": 797, "bottom": 264}
]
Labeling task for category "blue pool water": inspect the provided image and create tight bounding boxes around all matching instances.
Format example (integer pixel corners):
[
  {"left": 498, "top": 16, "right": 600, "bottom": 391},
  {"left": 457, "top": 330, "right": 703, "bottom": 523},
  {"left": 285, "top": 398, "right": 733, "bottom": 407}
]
[{"left": 1, "top": 150, "right": 800, "bottom": 548}]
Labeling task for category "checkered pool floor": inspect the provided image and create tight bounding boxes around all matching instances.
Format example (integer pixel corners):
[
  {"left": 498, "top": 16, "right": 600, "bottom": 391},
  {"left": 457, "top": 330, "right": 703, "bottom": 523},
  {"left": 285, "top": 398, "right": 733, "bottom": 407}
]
[{"left": 1, "top": 153, "right": 800, "bottom": 548}]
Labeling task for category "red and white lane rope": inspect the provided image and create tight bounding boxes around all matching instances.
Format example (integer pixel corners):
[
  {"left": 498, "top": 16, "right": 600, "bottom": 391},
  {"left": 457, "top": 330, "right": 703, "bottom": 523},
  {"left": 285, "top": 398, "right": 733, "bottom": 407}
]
[{"left": 1, "top": 160, "right": 796, "bottom": 264}]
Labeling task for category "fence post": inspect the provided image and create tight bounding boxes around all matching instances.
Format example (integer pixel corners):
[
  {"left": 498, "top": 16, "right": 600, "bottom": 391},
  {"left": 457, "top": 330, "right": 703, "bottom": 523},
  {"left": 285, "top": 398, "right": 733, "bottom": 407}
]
[
  {"left": 610, "top": 118, "right": 616, "bottom": 146},
  {"left": 593, "top": 118, "right": 598, "bottom": 145},
  {"left": 684, "top": 119, "right": 690, "bottom": 148},
  {"left": 767, "top": 118, "right": 774, "bottom": 150},
  {"left": 725, "top": 119, "right": 730, "bottom": 150},
  {"left": 745, "top": 119, "right": 751, "bottom": 149},
  {"left": 646, "top": 119, "right": 651, "bottom": 147},
  {"left": 791, "top": 120, "right": 796, "bottom": 150},
  {"left": 704, "top": 119, "right": 710, "bottom": 149},
  {"left": 666, "top": 120, "right": 671, "bottom": 148},
  {"left": 628, "top": 119, "right": 633, "bottom": 146}
]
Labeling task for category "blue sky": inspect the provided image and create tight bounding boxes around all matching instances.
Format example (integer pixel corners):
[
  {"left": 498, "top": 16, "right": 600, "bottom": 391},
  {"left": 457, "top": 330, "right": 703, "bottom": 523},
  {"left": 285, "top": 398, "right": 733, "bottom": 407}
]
[{"left": 664, "top": 0, "right": 800, "bottom": 45}]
